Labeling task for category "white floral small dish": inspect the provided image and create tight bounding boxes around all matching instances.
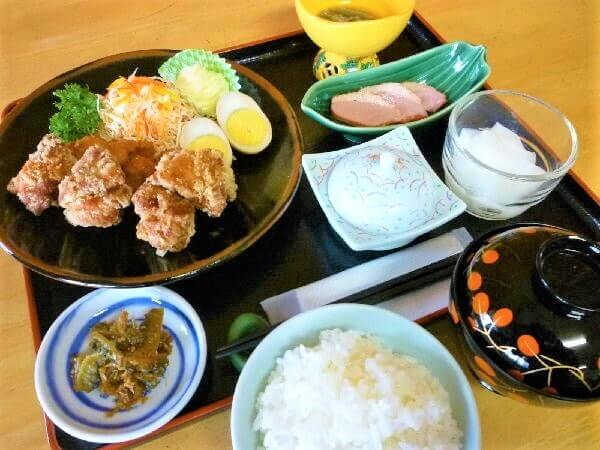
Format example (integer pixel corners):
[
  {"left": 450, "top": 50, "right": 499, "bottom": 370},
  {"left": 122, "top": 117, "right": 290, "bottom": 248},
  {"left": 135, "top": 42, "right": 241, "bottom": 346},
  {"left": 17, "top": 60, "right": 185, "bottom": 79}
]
[
  {"left": 34, "top": 286, "right": 206, "bottom": 443},
  {"left": 302, "top": 127, "right": 466, "bottom": 251}
]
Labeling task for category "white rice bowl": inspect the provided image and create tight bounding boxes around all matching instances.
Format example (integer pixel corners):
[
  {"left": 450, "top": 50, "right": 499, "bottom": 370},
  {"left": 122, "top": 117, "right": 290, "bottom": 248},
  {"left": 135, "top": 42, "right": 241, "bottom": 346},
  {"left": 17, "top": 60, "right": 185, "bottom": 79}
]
[{"left": 253, "top": 329, "right": 462, "bottom": 450}]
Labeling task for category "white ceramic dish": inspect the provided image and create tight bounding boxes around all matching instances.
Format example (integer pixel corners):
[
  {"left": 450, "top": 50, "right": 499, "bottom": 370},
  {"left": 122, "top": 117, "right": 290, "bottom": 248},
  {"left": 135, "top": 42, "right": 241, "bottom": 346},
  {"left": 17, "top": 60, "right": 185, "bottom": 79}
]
[
  {"left": 231, "top": 303, "right": 481, "bottom": 450},
  {"left": 302, "top": 127, "right": 466, "bottom": 250},
  {"left": 34, "top": 286, "right": 207, "bottom": 443}
]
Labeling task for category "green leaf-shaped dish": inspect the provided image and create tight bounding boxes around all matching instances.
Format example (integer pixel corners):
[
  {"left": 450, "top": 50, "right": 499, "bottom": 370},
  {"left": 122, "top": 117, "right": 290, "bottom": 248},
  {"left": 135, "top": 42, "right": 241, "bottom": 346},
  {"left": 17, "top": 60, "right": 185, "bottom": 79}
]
[{"left": 301, "top": 41, "right": 490, "bottom": 140}]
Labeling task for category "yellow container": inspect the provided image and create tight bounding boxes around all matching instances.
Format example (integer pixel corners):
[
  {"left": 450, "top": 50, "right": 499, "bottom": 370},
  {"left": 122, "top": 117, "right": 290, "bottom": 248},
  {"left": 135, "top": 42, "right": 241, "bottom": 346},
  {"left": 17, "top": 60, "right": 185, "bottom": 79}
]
[{"left": 295, "top": 0, "right": 415, "bottom": 57}]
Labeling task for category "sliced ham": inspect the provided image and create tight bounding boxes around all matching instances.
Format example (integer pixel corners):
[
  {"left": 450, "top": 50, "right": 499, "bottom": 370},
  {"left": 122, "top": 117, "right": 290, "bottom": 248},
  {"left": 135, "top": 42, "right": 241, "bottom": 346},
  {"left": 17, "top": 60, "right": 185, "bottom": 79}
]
[
  {"left": 360, "top": 83, "right": 428, "bottom": 121},
  {"left": 331, "top": 92, "right": 406, "bottom": 127},
  {"left": 402, "top": 82, "right": 447, "bottom": 113},
  {"left": 360, "top": 83, "right": 423, "bottom": 109},
  {"left": 331, "top": 85, "right": 428, "bottom": 127},
  {"left": 329, "top": 81, "right": 447, "bottom": 127}
]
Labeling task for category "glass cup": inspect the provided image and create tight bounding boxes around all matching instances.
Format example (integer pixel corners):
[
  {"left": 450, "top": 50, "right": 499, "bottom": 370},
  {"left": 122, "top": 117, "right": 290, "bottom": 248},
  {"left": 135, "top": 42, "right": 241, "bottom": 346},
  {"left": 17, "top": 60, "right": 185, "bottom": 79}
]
[{"left": 442, "top": 90, "right": 578, "bottom": 220}]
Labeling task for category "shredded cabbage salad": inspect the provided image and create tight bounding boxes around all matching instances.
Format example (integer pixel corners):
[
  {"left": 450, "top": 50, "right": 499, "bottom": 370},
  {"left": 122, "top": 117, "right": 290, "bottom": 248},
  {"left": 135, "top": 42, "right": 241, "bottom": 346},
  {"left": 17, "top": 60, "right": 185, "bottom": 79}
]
[{"left": 99, "top": 73, "right": 196, "bottom": 153}]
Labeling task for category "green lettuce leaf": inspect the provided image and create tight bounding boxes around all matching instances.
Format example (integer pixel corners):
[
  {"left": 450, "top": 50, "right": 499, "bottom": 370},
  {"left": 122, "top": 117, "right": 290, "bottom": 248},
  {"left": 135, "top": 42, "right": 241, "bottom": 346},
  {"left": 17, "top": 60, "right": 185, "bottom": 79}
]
[{"left": 158, "top": 49, "right": 240, "bottom": 91}]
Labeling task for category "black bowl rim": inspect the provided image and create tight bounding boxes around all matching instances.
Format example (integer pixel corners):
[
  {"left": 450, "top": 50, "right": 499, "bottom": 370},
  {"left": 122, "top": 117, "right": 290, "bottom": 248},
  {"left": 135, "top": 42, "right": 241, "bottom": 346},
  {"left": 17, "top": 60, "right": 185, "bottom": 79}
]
[
  {"left": 450, "top": 222, "right": 599, "bottom": 402},
  {"left": 0, "top": 50, "right": 303, "bottom": 287}
]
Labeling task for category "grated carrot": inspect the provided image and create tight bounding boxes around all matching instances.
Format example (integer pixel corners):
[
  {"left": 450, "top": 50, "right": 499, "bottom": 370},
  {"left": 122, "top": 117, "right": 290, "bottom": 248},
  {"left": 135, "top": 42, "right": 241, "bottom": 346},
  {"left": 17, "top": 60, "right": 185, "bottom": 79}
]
[{"left": 99, "top": 74, "right": 196, "bottom": 153}]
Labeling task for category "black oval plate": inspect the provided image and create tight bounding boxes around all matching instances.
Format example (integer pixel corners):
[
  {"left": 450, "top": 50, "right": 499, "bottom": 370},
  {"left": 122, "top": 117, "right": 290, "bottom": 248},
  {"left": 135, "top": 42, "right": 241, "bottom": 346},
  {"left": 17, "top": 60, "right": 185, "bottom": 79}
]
[{"left": 0, "top": 50, "right": 302, "bottom": 287}]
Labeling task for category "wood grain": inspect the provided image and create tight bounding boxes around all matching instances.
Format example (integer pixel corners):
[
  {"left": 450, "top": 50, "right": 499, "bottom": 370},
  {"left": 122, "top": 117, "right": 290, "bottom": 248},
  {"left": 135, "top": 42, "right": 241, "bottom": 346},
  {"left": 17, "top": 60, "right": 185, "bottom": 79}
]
[{"left": 0, "top": 1, "right": 598, "bottom": 449}]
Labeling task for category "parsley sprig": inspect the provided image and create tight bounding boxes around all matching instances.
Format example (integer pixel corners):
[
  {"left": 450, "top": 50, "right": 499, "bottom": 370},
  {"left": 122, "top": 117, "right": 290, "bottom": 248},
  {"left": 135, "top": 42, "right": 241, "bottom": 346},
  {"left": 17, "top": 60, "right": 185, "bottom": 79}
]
[{"left": 49, "top": 83, "right": 102, "bottom": 142}]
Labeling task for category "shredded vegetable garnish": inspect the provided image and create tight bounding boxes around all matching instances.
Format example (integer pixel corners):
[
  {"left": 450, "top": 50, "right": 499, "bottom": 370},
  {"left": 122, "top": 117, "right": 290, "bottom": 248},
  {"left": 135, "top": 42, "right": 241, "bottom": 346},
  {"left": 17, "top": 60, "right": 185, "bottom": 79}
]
[{"left": 99, "top": 74, "right": 196, "bottom": 153}]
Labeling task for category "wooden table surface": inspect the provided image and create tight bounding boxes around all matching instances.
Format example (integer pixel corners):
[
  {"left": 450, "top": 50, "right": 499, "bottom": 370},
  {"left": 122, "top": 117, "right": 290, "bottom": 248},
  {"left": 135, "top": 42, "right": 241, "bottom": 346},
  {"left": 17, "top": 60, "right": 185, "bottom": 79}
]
[{"left": 0, "top": 1, "right": 598, "bottom": 449}]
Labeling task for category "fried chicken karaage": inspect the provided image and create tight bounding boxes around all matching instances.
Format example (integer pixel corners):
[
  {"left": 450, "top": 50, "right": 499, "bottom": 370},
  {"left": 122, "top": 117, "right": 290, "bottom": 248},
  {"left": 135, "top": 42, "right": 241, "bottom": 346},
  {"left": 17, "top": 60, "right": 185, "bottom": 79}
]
[
  {"left": 132, "top": 176, "right": 196, "bottom": 256},
  {"left": 7, "top": 134, "right": 157, "bottom": 218},
  {"left": 7, "top": 134, "right": 80, "bottom": 215},
  {"left": 58, "top": 146, "right": 132, "bottom": 227},
  {"left": 8, "top": 132, "right": 240, "bottom": 254},
  {"left": 155, "top": 149, "right": 237, "bottom": 217},
  {"left": 71, "top": 135, "right": 157, "bottom": 190}
]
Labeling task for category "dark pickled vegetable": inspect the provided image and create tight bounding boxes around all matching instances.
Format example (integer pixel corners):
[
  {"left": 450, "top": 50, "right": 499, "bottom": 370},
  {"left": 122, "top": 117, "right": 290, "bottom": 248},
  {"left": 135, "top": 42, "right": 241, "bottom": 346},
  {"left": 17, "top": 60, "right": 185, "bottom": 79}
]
[{"left": 71, "top": 308, "right": 172, "bottom": 415}]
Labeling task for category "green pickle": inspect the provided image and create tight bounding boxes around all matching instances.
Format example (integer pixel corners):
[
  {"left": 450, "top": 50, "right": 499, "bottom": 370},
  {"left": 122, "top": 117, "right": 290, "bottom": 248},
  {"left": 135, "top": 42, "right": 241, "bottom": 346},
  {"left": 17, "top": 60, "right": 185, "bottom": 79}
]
[
  {"left": 72, "top": 353, "right": 104, "bottom": 392},
  {"left": 317, "top": 6, "right": 378, "bottom": 22},
  {"left": 71, "top": 308, "right": 172, "bottom": 415}
]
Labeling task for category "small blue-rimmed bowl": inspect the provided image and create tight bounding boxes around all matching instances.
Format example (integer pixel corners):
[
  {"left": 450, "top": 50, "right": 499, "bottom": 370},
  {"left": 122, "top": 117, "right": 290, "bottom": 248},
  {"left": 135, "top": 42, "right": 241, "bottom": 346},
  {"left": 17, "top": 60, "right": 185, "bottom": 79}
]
[{"left": 34, "top": 287, "right": 207, "bottom": 443}]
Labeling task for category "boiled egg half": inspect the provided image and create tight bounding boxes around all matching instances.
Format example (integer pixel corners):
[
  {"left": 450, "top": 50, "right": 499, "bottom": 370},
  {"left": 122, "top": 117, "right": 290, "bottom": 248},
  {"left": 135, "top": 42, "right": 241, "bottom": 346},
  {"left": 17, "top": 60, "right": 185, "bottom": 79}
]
[
  {"left": 180, "top": 118, "right": 233, "bottom": 167},
  {"left": 216, "top": 92, "right": 272, "bottom": 154}
]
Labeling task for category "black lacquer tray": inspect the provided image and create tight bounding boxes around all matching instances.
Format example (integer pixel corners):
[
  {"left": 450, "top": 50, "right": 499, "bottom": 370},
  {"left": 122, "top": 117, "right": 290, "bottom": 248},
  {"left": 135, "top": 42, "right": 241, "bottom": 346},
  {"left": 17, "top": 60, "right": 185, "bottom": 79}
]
[{"left": 13, "top": 12, "right": 599, "bottom": 450}]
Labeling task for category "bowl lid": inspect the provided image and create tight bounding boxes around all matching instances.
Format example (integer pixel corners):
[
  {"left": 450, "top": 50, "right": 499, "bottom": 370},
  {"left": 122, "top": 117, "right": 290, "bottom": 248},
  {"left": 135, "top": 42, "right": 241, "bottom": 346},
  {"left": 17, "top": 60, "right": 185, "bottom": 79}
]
[{"left": 452, "top": 223, "right": 600, "bottom": 400}]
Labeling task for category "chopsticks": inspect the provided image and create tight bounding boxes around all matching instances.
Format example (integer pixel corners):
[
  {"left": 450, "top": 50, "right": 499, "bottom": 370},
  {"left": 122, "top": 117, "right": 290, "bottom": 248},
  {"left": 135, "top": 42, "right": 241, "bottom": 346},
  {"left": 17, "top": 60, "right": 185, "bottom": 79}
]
[{"left": 214, "top": 254, "right": 458, "bottom": 360}]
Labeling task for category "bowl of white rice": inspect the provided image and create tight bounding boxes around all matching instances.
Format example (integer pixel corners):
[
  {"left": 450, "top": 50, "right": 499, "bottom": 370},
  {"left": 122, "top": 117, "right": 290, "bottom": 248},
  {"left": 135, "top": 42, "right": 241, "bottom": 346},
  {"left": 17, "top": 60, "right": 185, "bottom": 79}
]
[{"left": 231, "top": 303, "right": 480, "bottom": 450}]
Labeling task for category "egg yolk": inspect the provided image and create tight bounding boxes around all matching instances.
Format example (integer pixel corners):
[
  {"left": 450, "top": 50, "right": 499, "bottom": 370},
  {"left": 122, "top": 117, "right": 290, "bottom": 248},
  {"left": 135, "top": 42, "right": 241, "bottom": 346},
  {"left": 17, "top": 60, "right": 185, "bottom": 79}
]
[
  {"left": 225, "top": 109, "right": 268, "bottom": 148},
  {"left": 187, "top": 135, "right": 231, "bottom": 165}
]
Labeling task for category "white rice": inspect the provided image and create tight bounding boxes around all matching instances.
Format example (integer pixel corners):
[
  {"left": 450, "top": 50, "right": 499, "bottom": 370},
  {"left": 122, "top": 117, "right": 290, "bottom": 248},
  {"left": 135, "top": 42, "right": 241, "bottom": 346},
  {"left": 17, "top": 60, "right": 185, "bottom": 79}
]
[{"left": 253, "top": 329, "right": 462, "bottom": 450}]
